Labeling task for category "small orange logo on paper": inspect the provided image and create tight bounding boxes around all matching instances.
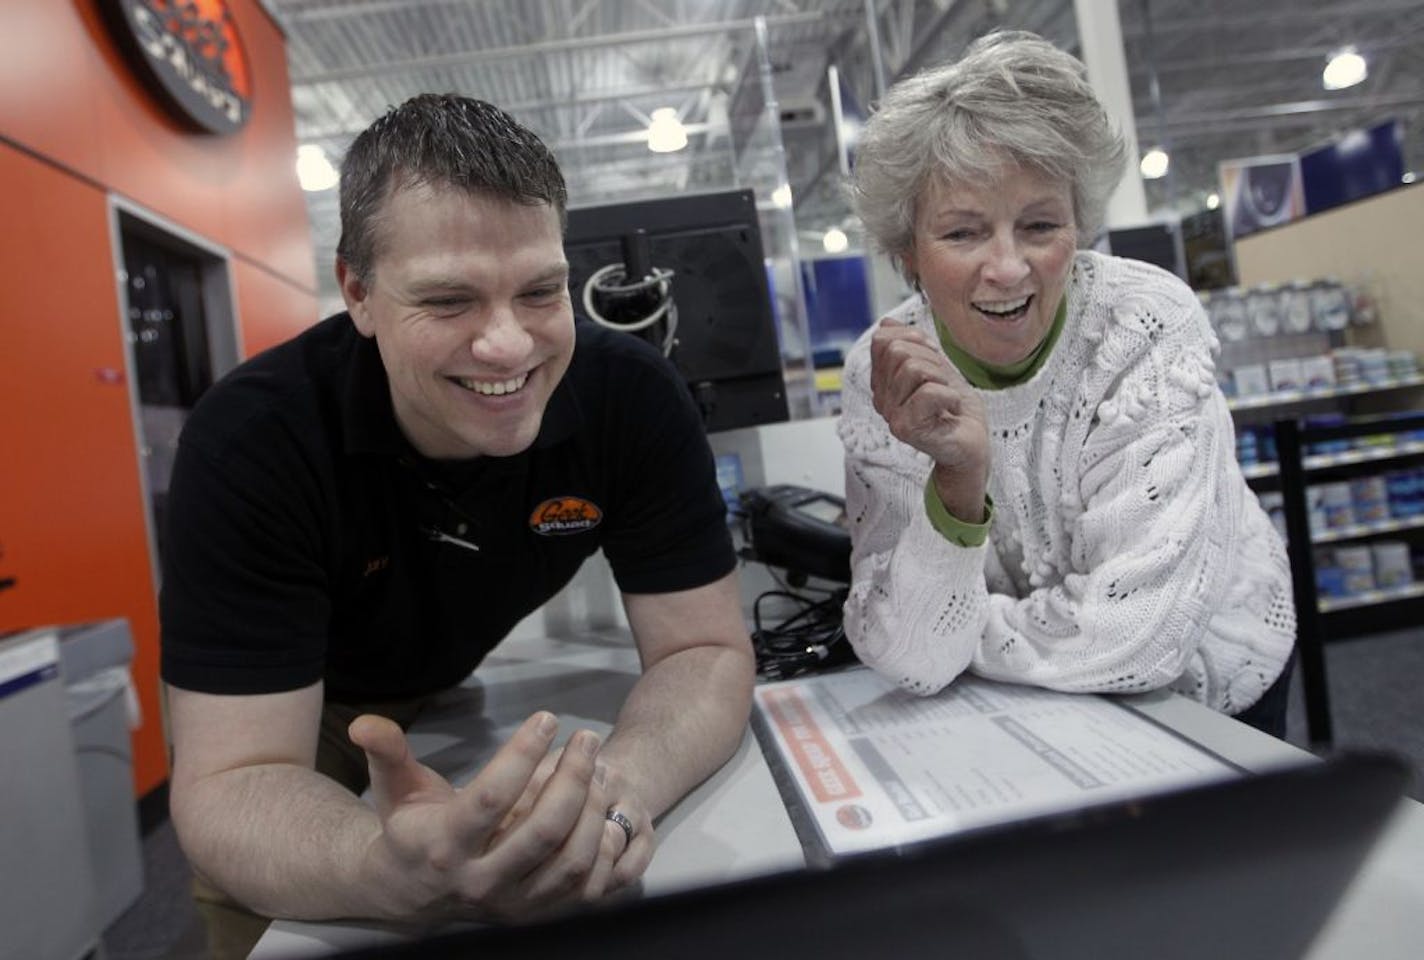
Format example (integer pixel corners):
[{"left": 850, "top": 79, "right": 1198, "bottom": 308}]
[
  {"left": 529, "top": 496, "right": 603, "bottom": 536},
  {"left": 836, "top": 805, "right": 874, "bottom": 830}
]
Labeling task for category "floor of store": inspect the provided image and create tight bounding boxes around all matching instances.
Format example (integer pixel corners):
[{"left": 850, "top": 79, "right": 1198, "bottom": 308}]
[{"left": 101, "top": 626, "right": 1424, "bottom": 960}]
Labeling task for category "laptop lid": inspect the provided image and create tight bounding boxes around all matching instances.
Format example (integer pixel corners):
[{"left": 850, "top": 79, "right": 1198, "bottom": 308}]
[{"left": 330, "top": 751, "right": 1408, "bottom": 960}]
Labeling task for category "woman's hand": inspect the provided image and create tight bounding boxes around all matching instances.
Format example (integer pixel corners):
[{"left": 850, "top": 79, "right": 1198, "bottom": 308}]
[{"left": 870, "top": 318, "right": 990, "bottom": 521}]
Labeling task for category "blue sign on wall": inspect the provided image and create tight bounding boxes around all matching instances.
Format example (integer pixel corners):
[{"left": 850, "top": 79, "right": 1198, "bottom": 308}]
[
  {"left": 1301, "top": 120, "right": 1406, "bottom": 215},
  {"left": 800, "top": 256, "right": 875, "bottom": 367}
]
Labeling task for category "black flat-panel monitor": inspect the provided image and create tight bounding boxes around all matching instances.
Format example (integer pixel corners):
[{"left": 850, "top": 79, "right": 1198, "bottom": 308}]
[
  {"left": 1181, "top": 207, "right": 1236, "bottom": 291},
  {"left": 564, "top": 189, "right": 789, "bottom": 433},
  {"left": 1106, "top": 222, "right": 1184, "bottom": 279}
]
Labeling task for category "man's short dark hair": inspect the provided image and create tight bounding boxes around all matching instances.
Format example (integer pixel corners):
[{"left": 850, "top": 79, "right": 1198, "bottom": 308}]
[{"left": 337, "top": 94, "right": 568, "bottom": 281}]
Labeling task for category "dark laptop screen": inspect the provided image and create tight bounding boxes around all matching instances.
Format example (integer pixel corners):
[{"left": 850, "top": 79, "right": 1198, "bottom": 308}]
[{"left": 329, "top": 752, "right": 1407, "bottom": 960}]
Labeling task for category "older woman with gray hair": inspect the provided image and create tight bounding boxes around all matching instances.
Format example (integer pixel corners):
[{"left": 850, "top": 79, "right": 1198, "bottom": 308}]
[{"left": 838, "top": 30, "right": 1296, "bottom": 735}]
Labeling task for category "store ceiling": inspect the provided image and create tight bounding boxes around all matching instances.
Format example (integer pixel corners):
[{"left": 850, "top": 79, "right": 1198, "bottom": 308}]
[{"left": 262, "top": 0, "right": 1424, "bottom": 310}]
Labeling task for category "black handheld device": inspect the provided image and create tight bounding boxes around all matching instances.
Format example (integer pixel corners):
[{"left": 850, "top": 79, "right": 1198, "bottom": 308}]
[{"left": 739, "top": 485, "right": 851, "bottom": 585}]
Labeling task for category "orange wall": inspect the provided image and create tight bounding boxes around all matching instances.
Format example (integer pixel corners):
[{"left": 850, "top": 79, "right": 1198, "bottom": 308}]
[
  {"left": 0, "top": 142, "right": 168, "bottom": 793},
  {"left": 1, "top": 1, "right": 318, "bottom": 292},
  {"left": 0, "top": 0, "right": 319, "bottom": 796}
]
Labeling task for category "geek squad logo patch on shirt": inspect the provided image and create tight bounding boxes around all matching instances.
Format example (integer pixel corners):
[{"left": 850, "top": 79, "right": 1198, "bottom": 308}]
[{"left": 529, "top": 496, "right": 603, "bottom": 536}]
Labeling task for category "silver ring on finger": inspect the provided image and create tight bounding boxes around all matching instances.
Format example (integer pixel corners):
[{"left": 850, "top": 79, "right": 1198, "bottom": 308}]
[{"left": 605, "top": 808, "right": 634, "bottom": 847}]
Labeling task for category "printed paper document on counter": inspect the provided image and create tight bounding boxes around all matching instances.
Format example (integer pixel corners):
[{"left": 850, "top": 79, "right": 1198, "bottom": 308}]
[{"left": 753, "top": 667, "right": 1239, "bottom": 856}]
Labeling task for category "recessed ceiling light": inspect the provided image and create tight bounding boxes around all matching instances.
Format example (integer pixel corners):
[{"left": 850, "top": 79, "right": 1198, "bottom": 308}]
[
  {"left": 1323, "top": 48, "right": 1367, "bottom": 90},
  {"left": 1139, "top": 148, "right": 1169, "bottom": 180},
  {"left": 647, "top": 107, "right": 688, "bottom": 153},
  {"left": 296, "top": 144, "right": 338, "bottom": 192}
]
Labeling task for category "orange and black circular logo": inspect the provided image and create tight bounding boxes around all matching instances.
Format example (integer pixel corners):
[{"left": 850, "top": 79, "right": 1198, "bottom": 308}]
[
  {"left": 835, "top": 804, "right": 873, "bottom": 830},
  {"left": 104, "top": 0, "right": 252, "bottom": 135},
  {"left": 529, "top": 497, "right": 603, "bottom": 536}
]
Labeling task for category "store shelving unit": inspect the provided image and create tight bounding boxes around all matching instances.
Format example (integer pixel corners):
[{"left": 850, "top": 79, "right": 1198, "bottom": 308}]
[
  {"left": 1273, "top": 412, "right": 1424, "bottom": 746},
  {"left": 1227, "top": 373, "right": 1424, "bottom": 412},
  {"left": 1318, "top": 581, "right": 1424, "bottom": 614},
  {"left": 1241, "top": 438, "right": 1424, "bottom": 481},
  {"left": 1311, "top": 514, "right": 1424, "bottom": 545}
]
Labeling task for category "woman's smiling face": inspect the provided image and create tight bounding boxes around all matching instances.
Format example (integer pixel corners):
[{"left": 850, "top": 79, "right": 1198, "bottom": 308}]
[{"left": 903, "top": 161, "right": 1077, "bottom": 366}]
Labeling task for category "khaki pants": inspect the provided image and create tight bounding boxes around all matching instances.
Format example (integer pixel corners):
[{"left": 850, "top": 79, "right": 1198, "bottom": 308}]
[{"left": 192, "top": 694, "right": 431, "bottom": 960}]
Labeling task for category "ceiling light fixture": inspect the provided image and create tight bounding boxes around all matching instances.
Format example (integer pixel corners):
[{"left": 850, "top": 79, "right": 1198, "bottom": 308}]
[
  {"left": 646, "top": 107, "right": 688, "bottom": 153},
  {"left": 822, "top": 227, "right": 849, "bottom": 254},
  {"left": 771, "top": 183, "right": 793, "bottom": 209},
  {"left": 1139, "top": 147, "right": 1169, "bottom": 180},
  {"left": 1322, "top": 48, "right": 1367, "bottom": 90},
  {"left": 296, "top": 144, "right": 339, "bottom": 192}
]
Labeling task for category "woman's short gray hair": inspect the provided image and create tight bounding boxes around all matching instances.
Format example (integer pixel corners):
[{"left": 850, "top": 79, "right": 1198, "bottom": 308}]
[{"left": 850, "top": 30, "right": 1126, "bottom": 273}]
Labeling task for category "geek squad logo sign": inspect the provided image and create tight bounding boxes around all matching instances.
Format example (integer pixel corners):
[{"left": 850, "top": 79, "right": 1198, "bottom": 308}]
[
  {"left": 104, "top": 0, "right": 252, "bottom": 135},
  {"left": 529, "top": 497, "right": 603, "bottom": 537}
]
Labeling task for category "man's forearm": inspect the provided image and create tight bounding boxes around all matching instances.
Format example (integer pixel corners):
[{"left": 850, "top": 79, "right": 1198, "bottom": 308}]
[
  {"left": 599, "top": 643, "right": 756, "bottom": 819},
  {"left": 172, "top": 763, "right": 412, "bottom": 921}
]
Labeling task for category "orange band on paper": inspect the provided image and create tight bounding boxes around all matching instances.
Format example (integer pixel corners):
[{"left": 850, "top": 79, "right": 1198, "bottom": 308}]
[{"left": 762, "top": 688, "right": 862, "bottom": 803}]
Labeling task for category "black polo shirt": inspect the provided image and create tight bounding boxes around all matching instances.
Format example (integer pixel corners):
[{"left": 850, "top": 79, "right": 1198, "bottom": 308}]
[{"left": 159, "top": 314, "right": 736, "bottom": 701}]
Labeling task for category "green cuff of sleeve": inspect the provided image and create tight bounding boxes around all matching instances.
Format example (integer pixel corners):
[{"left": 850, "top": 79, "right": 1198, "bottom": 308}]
[{"left": 923, "top": 479, "right": 993, "bottom": 547}]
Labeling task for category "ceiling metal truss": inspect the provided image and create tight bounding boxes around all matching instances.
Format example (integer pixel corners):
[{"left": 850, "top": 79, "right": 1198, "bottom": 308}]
[{"left": 264, "top": 0, "right": 1423, "bottom": 308}]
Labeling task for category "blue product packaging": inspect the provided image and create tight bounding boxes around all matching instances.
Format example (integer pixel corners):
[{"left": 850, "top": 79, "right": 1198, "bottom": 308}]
[
  {"left": 1385, "top": 471, "right": 1414, "bottom": 518},
  {"left": 1237, "top": 429, "right": 1259, "bottom": 465},
  {"left": 1316, "top": 566, "right": 1349, "bottom": 598},
  {"left": 1261, "top": 428, "right": 1278, "bottom": 463}
]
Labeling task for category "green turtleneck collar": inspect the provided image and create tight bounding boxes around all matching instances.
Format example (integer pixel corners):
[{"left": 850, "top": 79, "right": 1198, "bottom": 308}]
[{"left": 933, "top": 295, "right": 1068, "bottom": 390}]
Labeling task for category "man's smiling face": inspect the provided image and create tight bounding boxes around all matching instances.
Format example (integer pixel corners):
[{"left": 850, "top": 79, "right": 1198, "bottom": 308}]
[{"left": 339, "top": 181, "right": 574, "bottom": 460}]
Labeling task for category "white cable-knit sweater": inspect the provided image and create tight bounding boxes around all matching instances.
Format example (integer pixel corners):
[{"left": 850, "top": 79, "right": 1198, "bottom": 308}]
[{"left": 838, "top": 251, "right": 1295, "bottom": 714}]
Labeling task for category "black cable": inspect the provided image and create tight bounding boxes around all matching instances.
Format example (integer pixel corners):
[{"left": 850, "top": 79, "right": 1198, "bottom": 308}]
[
  {"left": 754, "top": 590, "right": 840, "bottom": 641},
  {"left": 765, "top": 564, "right": 840, "bottom": 598},
  {"left": 750, "top": 583, "right": 856, "bottom": 682}
]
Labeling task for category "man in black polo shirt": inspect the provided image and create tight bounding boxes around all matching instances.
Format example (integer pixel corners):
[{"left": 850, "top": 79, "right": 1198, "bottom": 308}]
[{"left": 159, "top": 94, "right": 754, "bottom": 951}]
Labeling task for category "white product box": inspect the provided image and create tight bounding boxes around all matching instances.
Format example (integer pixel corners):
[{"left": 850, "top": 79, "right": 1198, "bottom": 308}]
[
  {"left": 1334, "top": 545, "right": 1376, "bottom": 594},
  {"left": 1306, "top": 485, "right": 1328, "bottom": 534},
  {"left": 1320, "top": 481, "right": 1356, "bottom": 529},
  {"left": 1233, "top": 364, "right": 1270, "bottom": 396},
  {"left": 1267, "top": 358, "right": 1304, "bottom": 393},
  {"left": 1371, "top": 541, "right": 1413, "bottom": 588},
  {"left": 1299, "top": 355, "right": 1337, "bottom": 391},
  {"left": 1350, "top": 475, "right": 1390, "bottom": 523}
]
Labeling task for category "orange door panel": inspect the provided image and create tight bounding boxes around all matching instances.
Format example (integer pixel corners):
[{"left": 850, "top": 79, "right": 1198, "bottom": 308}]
[{"left": 0, "top": 142, "right": 168, "bottom": 796}]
